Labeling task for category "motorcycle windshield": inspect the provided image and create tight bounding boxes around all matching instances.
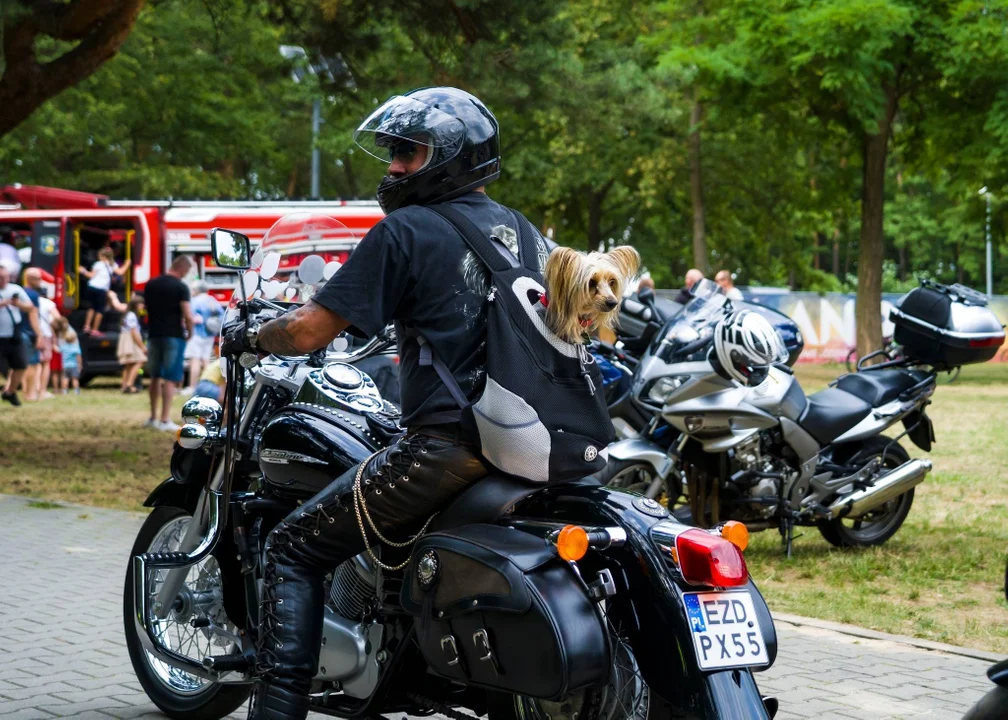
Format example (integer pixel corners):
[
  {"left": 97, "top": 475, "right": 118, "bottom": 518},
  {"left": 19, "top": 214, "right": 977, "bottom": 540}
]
[
  {"left": 231, "top": 212, "right": 356, "bottom": 306},
  {"left": 648, "top": 282, "right": 728, "bottom": 363}
]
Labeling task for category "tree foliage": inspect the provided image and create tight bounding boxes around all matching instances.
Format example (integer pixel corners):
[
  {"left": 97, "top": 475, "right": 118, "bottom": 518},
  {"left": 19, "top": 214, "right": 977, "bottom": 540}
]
[{"left": 2, "top": 0, "right": 1008, "bottom": 344}]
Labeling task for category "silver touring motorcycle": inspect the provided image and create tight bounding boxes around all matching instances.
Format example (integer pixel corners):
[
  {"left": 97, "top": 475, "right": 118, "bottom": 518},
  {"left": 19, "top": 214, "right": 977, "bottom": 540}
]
[
  {"left": 124, "top": 216, "right": 782, "bottom": 720},
  {"left": 603, "top": 280, "right": 1004, "bottom": 553}
]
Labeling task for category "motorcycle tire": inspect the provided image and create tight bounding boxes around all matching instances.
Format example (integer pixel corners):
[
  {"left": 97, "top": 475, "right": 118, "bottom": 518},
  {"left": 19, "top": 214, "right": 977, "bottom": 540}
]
[
  {"left": 123, "top": 506, "right": 251, "bottom": 720},
  {"left": 962, "top": 684, "right": 1008, "bottom": 719},
  {"left": 816, "top": 437, "right": 915, "bottom": 548},
  {"left": 487, "top": 636, "right": 687, "bottom": 720}
]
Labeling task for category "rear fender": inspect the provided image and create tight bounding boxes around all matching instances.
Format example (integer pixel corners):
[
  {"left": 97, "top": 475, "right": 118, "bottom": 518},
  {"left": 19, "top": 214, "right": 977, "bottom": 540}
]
[
  {"left": 515, "top": 484, "right": 776, "bottom": 718},
  {"left": 605, "top": 439, "right": 673, "bottom": 479}
]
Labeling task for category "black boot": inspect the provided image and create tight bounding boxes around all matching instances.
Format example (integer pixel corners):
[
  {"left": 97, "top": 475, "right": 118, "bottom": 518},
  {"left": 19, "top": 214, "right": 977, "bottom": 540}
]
[{"left": 247, "top": 681, "right": 311, "bottom": 720}]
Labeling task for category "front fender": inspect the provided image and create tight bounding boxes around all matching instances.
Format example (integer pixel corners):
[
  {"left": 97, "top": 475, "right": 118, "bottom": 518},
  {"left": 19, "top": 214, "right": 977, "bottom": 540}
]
[
  {"left": 143, "top": 476, "right": 202, "bottom": 512},
  {"left": 606, "top": 438, "right": 673, "bottom": 479},
  {"left": 517, "top": 484, "right": 776, "bottom": 719},
  {"left": 143, "top": 445, "right": 211, "bottom": 512}
]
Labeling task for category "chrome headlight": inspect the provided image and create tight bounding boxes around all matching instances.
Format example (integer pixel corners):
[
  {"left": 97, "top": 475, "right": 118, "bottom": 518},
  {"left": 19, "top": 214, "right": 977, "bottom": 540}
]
[
  {"left": 177, "top": 423, "right": 211, "bottom": 450},
  {"left": 647, "top": 375, "right": 691, "bottom": 404},
  {"left": 181, "top": 396, "right": 224, "bottom": 431}
]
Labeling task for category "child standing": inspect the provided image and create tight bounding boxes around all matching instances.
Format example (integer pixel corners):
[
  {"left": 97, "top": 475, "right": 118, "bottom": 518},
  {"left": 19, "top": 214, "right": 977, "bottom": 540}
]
[
  {"left": 79, "top": 247, "right": 129, "bottom": 337},
  {"left": 57, "top": 322, "right": 83, "bottom": 394},
  {"left": 117, "top": 294, "right": 147, "bottom": 393}
]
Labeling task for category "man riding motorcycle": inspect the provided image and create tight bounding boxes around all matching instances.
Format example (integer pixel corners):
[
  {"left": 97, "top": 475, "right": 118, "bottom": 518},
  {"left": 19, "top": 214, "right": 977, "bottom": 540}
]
[{"left": 220, "top": 87, "right": 553, "bottom": 720}]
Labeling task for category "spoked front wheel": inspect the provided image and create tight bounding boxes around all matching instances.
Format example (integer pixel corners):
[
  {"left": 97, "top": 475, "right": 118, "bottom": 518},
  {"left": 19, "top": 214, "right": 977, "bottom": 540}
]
[{"left": 123, "top": 506, "right": 250, "bottom": 719}]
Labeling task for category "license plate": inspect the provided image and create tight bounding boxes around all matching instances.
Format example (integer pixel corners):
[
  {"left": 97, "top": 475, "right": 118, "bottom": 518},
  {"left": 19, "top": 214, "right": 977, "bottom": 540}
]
[{"left": 683, "top": 590, "right": 769, "bottom": 670}]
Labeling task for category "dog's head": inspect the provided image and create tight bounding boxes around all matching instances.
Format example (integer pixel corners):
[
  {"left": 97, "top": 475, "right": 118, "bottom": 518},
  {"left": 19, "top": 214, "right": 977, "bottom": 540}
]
[{"left": 543, "top": 245, "right": 641, "bottom": 343}]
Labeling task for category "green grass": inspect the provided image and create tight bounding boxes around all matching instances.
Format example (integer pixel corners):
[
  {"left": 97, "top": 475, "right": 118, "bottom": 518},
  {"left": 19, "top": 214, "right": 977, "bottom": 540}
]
[
  {"left": 0, "top": 377, "right": 181, "bottom": 510},
  {"left": 2, "top": 364, "right": 1008, "bottom": 651}
]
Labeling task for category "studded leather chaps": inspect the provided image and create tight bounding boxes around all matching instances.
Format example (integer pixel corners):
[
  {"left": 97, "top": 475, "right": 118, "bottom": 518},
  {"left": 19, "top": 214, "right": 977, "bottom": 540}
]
[{"left": 249, "top": 426, "right": 488, "bottom": 720}]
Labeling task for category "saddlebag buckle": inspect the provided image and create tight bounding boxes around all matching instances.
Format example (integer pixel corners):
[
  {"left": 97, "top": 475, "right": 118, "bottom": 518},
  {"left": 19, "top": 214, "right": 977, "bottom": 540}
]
[
  {"left": 473, "top": 628, "right": 499, "bottom": 676},
  {"left": 440, "top": 634, "right": 461, "bottom": 667}
]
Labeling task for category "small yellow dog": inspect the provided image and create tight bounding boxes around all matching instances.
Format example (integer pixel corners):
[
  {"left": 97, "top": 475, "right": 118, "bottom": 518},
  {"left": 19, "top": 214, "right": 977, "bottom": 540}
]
[{"left": 540, "top": 246, "right": 641, "bottom": 343}]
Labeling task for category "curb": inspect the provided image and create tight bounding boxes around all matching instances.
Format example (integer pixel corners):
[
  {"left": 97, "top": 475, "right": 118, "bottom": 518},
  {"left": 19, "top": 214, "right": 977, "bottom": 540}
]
[{"left": 773, "top": 611, "right": 1004, "bottom": 663}]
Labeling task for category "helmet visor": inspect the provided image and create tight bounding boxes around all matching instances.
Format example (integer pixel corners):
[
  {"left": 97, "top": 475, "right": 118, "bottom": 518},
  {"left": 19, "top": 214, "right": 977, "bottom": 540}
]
[{"left": 353, "top": 95, "right": 465, "bottom": 163}]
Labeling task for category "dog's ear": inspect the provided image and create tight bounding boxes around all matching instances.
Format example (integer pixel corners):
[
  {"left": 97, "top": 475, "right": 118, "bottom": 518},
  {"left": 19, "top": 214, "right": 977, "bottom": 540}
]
[
  {"left": 544, "top": 247, "right": 581, "bottom": 301},
  {"left": 607, "top": 246, "right": 641, "bottom": 280},
  {"left": 544, "top": 247, "right": 583, "bottom": 342}
]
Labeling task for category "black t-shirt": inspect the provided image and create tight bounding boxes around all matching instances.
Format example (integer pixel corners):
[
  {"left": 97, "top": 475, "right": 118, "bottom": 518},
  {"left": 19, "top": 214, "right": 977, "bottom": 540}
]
[
  {"left": 144, "top": 274, "right": 190, "bottom": 339},
  {"left": 312, "top": 192, "right": 552, "bottom": 428}
]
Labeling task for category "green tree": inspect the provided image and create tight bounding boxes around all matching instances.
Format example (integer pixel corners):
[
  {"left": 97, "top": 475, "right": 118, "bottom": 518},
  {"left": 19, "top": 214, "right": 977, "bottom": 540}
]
[{"left": 0, "top": 0, "right": 146, "bottom": 136}]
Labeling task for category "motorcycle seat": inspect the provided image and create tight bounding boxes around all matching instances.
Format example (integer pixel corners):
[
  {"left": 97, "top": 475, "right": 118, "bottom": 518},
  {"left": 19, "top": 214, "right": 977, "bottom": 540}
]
[
  {"left": 834, "top": 369, "right": 928, "bottom": 407},
  {"left": 798, "top": 387, "right": 872, "bottom": 445},
  {"left": 429, "top": 472, "right": 542, "bottom": 532}
]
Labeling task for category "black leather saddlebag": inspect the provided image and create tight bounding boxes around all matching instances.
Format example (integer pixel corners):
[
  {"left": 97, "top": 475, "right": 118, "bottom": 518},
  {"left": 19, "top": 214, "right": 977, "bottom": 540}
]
[{"left": 401, "top": 524, "right": 610, "bottom": 699}]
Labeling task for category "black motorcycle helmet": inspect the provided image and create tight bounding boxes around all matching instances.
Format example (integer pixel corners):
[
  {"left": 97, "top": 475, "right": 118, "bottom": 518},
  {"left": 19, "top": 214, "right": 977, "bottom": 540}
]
[{"left": 353, "top": 87, "right": 500, "bottom": 213}]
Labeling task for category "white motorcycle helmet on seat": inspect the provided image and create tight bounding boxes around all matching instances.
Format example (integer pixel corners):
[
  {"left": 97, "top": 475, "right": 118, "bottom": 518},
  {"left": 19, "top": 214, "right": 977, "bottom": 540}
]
[{"left": 712, "top": 310, "right": 789, "bottom": 386}]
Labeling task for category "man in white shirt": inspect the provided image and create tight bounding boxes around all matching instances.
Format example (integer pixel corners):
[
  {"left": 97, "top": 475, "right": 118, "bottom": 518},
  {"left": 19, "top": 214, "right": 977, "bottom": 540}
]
[
  {"left": 0, "top": 228, "right": 21, "bottom": 280},
  {"left": 715, "top": 269, "right": 744, "bottom": 302},
  {"left": 0, "top": 264, "right": 41, "bottom": 406}
]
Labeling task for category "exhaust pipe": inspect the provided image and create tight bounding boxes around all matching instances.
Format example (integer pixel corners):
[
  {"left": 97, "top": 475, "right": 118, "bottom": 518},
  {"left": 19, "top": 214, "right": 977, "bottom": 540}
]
[{"left": 828, "top": 458, "right": 932, "bottom": 518}]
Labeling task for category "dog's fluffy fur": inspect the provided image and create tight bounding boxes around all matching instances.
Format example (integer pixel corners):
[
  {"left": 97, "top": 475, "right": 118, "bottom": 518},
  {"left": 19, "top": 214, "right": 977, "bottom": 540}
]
[{"left": 542, "top": 246, "right": 641, "bottom": 343}]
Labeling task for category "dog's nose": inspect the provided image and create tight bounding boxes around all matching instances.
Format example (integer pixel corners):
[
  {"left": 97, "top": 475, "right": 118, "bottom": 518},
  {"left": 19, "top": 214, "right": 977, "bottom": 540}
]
[{"left": 604, "top": 298, "right": 618, "bottom": 311}]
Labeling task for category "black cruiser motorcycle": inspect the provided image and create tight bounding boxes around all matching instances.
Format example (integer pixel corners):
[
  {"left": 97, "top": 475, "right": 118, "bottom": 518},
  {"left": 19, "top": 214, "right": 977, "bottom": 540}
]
[{"left": 123, "top": 217, "right": 780, "bottom": 720}]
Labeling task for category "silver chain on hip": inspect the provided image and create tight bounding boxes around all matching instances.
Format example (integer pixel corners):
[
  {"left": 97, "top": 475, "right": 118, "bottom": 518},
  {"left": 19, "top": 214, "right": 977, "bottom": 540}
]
[{"left": 352, "top": 449, "right": 436, "bottom": 571}]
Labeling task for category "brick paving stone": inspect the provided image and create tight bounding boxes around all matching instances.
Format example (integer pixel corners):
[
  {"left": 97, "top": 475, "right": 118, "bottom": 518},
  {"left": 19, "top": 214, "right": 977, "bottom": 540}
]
[{"left": 0, "top": 494, "right": 997, "bottom": 719}]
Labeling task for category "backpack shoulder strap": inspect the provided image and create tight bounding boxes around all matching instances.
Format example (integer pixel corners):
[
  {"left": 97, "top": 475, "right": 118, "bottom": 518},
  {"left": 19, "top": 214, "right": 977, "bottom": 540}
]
[
  {"left": 400, "top": 326, "right": 469, "bottom": 410},
  {"left": 509, "top": 209, "right": 542, "bottom": 275},
  {"left": 427, "top": 204, "right": 510, "bottom": 274}
]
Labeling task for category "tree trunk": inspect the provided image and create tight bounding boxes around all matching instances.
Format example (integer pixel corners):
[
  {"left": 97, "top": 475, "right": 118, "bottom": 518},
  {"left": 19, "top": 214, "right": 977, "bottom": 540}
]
[
  {"left": 688, "top": 93, "right": 707, "bottom": 273},
  {"left": 855, "top": 86, "right": 899, "bottom": 360},
  {"left": 832, "top": 229, "right": 841, "bottom": 278},
  {"left": 897, "top": 244, "right": 907, "bottom": 281},
  {"left": 813, "top": 232, "right": 821, "bottom": 271},
  {"left": 586, "top": 181, "right": 614, "bottom": 252},
  {"left": 0, "top": 0, "right": 146, "bottom": 137}
]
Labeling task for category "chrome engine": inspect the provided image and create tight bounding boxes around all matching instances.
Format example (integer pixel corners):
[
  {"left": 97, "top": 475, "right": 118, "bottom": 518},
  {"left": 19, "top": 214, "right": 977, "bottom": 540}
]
[{"left": 315, "top": 554, "right": 384, "bottom": 697}]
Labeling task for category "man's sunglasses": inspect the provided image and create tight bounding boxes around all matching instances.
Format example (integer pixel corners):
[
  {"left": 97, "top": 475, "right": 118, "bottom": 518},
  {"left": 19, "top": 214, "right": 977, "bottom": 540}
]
[{"left": 386, "top": 140, "right": 420, "bottom": 163}]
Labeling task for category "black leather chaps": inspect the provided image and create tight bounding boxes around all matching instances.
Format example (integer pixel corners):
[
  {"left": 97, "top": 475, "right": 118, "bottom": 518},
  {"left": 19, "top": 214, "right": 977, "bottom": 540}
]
[{"left": 248, "top": 425, "right": 488, "bottom": 720}]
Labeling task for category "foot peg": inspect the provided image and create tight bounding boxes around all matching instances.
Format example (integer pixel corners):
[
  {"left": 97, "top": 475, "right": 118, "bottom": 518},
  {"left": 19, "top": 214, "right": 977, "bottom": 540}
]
[{"left": 202, "top": 653, "right": 252, "bottom": 673}]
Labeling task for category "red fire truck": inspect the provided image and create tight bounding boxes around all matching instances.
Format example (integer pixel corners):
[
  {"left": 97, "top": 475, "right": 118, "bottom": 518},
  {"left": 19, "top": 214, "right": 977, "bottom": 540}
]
[{"left": 0, "top": 184, "right": 383, "bottom": 380}]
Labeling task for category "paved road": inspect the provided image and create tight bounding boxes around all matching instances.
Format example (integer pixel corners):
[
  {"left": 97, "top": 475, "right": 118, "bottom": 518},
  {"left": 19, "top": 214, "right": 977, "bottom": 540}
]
[{"left": 0, "top": 495, "right": 996, "bottom": 719}]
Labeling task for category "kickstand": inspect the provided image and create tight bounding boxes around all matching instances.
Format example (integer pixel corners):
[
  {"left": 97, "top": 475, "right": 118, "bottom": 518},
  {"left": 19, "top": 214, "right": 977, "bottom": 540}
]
[{"left": 779, "top": 516, "right": 794, "bottom": 558}]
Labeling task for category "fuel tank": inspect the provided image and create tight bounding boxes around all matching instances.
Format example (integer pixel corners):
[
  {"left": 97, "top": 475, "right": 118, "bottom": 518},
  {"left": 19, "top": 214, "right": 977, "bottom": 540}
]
[{"left": 259, "top": 403, "right": 379, "bottom": 499}]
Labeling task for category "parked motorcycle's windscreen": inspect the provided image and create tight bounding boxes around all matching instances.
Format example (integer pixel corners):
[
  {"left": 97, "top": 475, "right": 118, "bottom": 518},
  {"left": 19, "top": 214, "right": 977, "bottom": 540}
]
[{"left": 648, "top": 282, "right": 728, "bottom": 363}]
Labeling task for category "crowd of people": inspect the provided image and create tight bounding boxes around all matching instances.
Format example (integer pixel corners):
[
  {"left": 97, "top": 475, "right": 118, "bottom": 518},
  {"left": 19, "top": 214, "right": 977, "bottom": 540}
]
[{"left": 0, "top": 253, "right": 227, "bottom": 425}]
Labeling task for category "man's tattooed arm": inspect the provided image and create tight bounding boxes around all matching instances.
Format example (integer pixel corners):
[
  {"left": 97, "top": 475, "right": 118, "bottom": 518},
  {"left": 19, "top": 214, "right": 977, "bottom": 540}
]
[{"left": 256, "top": 301, "right": 351, "bottom": 356}]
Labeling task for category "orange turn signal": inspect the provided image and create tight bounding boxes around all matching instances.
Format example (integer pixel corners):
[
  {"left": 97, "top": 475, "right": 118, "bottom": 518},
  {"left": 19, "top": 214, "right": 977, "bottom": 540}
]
[
  {"left": 720, "top": 520, "right": 749, "bottom": 552},
  {"left": 556, "top": 525, "right": 589, "bottom": 562}
]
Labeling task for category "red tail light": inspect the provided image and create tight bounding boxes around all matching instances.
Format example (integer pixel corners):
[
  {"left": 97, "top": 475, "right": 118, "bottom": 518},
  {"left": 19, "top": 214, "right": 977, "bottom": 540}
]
[
  {"left": 674, "top": 529, "right": 749, "bottom": 587},
  {"left": 968, "top": 335, "right": 1004, "bottom": 348}
]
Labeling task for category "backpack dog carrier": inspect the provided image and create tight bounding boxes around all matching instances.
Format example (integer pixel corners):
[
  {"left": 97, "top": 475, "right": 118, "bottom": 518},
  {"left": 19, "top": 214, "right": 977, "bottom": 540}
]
[{"left": 415, "top": 204, "right": 614, "bottom": 484}]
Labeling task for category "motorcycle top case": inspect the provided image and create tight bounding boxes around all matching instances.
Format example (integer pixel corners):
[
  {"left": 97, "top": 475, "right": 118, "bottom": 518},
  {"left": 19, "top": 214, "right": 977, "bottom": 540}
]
[
  {"left": 401, "top": 524, "right": 610, "bottom": 699},
  {"left": 890, "top": 281, "right": 1005, "bottom": 367}
]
